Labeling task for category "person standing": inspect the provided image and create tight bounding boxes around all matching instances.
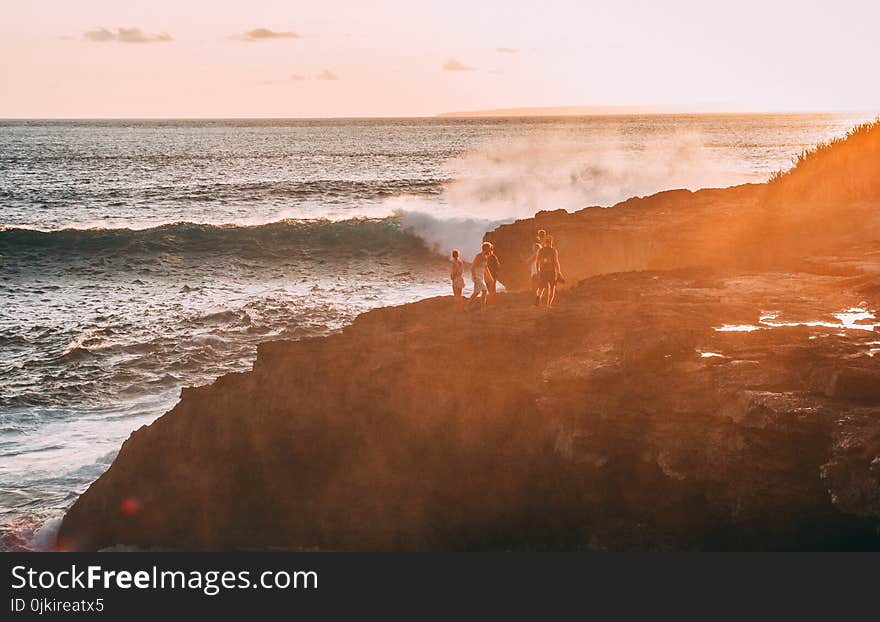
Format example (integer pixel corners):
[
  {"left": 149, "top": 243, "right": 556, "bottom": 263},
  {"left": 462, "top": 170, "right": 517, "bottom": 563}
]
[
  {"left": 527, "top": 242, "right": 542, "bottom": 306},
  {"left": 485, "top": 243, "right": 501, "bottom": 305},
  {"left": 450, "top": 249, "right": 465, "bottom": 313},
  {"left": 470, "top": 243, "right": 490, "bottom": 310},
  {"left": 537, "top": 235, "right": 563, "bottom": 308},
  {"left": 533, "top": 229, "right": 549, "bottom": 304}
]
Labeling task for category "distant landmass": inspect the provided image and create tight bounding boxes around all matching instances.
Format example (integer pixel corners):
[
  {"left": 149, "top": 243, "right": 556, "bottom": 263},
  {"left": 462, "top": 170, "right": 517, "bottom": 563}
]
[{"left": 435, "top": 104, "right": 745, "bottom": 118}]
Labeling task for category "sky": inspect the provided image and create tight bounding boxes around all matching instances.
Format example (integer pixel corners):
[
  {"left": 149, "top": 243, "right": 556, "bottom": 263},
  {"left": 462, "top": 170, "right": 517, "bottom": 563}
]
[{"left": 1, "top": 0, "right": 878, "bottom": 118}]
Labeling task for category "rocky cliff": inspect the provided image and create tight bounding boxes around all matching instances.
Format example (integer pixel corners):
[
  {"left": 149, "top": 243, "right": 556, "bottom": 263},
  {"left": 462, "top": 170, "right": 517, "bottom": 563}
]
[
  {"left": 487, "top": 121, "right": 880, "bottom": 291},
  {"left": 58, "top": 122, "right": 880, "bottom": 551}
]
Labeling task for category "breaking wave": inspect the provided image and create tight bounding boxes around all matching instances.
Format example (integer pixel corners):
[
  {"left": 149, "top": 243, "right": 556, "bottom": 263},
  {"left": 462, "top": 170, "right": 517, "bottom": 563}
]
[
  {"left": 0, "top": 208, "right": 514, "bottom": 264},
  {"left": 0, "top": 217, "right": 411, "bottom": 257}
]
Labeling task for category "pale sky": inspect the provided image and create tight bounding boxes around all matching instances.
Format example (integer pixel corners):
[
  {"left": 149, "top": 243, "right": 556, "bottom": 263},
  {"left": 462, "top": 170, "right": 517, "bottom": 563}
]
[{"left": 1, "top": 0, "right": 878, "bottom": 117}]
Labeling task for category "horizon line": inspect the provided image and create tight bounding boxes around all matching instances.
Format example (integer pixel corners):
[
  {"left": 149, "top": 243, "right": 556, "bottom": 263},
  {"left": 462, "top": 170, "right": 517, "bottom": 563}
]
[{"left": 1, "top": 109, "right": 877, "bottom": 122}]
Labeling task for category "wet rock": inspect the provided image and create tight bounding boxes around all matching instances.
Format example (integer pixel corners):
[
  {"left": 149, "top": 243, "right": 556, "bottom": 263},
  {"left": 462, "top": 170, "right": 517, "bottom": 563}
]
[
  {"left": 815, "top": 367, "right": 880, "bottom": 403},
  {"left": 822, "top": 409, "right": 880, "bottom": 518}
]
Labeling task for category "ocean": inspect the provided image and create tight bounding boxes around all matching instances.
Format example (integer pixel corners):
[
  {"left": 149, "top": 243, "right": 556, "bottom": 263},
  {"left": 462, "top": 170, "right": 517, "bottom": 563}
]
[{"left": 0, "top": 113, "right": 873, "bottom": 550}]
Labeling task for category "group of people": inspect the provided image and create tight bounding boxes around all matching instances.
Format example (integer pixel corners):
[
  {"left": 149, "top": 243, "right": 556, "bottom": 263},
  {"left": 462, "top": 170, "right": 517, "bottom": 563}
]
[
  {"left": 449, "top": 228, "right": 563, "bottom": 311},
  {"left": 450, "top": 241, "right": 500, "bottom": 312}
]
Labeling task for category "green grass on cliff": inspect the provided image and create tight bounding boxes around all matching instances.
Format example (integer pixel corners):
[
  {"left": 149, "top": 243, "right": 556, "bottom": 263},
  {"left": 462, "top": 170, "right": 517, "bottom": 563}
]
[{"left": 767, "top": 118, "right": 880, "bottom": 204}]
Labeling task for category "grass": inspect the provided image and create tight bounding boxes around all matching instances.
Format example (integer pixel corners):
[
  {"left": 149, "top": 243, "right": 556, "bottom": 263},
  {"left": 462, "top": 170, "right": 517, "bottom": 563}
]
[{"left": 766, "top": 118, "right": 880, "bottom": 205}]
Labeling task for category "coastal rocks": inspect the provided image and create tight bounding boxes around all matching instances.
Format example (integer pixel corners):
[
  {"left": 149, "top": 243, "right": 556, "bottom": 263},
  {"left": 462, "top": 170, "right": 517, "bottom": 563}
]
[
  {"left": 813, "top": 366, "right": 880, "bottom": 403},
  {"left": 822, "top": 410, "right": 880, "bottom": 519},
  {"left": 485, "top": 184, "right": 880, "bottom": 293},
  {"left": 484, "top": 186, "right": 763, "bottom": 290},
  {"left": 58, "top": 265, "right": 880, "bottom": 551}
]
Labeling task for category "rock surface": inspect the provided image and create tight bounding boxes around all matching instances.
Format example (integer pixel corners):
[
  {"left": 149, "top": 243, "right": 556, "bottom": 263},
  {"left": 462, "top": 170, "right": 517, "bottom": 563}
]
[{"left": 58, "top": 124, "right": 880, "bottom": 551}]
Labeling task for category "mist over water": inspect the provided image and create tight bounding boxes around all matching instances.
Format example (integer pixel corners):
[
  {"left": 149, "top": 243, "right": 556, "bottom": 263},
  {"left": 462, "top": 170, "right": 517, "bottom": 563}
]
[
  {"left": 0, "top": 113, "right": 871, "bottom": 549},
  {"left": 392, "top": 131, "right": 735, "bottom": 252}
]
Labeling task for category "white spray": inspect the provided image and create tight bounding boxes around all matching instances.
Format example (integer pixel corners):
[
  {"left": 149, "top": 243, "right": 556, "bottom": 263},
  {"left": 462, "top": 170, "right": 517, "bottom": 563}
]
[{"left": 390, "top": 131, "right": 738, "bottom": 254}]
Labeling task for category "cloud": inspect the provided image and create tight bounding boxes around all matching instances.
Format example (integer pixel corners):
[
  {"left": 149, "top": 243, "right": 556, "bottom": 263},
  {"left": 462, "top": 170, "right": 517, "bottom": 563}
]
[
  {"left": 234, "top": 28, "right": 299, "bottom": 42},
  {"left": 84, "top": 28, "right": 116, "bottom": 42},
  {"left": 496, "top": 47, "right": 518, "bottom": 54},
  {"left": 118, "top": 28, "right": 173, "bottom": 43},
  {"left": 316, "top": 69, "right": 338, "bottom": 80},
  {"left": 442, "top": 58, "right": 474, "bottom": 71},
  {"left": 84, "top": 27, "right": 172, "bottom": 43}
]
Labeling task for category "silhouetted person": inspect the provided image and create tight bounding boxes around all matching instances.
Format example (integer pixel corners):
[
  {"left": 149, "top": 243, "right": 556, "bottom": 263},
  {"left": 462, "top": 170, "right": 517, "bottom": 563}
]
[
  {"left": 537, "top": 235, "right": 563, "bottom": 308},
  {"left": 531, "top": 229, "right": 549, "bottom": 305},
  {"left": 450, "top": 249, "right": 464, "bottom": 313},
  {"left": 527, "top": 242, "right": 542, "bottom": 305},
  {"left": 485, "top": 243, "right": 501, "bottom": 305},
  {"left": 470, "top": 242, "right": 490, "bottom": 310}
]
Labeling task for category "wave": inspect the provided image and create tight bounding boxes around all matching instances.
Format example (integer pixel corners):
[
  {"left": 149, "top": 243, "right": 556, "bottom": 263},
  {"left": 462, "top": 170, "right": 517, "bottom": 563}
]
[
  {"left": 0, "top": 211, "right": 503, "bottom": 262},
  {"left": 0, "top": 217, "right": 431, "bottom": 257},
  {"left": 393, "top": 206, "right": 514, "bottom": 255}
]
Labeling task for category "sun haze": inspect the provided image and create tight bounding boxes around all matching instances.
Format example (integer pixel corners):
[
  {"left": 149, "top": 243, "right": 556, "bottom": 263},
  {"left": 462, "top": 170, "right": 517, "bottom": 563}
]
[{"left": 1, "top": 0, "right": 878, "bottom": 117}]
